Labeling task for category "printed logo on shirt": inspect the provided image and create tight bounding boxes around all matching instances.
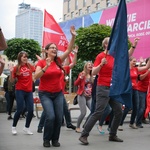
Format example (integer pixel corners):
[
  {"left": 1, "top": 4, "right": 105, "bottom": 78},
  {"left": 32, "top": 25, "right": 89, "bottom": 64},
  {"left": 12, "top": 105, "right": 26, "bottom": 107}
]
[{"left": 21, "top": 67, "right": 30, "bottom": 76}]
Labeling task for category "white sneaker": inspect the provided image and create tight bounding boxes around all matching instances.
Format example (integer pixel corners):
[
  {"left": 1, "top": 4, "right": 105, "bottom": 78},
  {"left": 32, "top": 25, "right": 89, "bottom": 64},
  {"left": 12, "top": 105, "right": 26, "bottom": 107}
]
[
  {"left": 12, "top": 127, "right": 17, "bottom": 135},
  {"left": 118, "top": 125, "right": 123, "bottom": 131},
  {"left": 23, "top": 127, "right": 33, "bottom": 135}
]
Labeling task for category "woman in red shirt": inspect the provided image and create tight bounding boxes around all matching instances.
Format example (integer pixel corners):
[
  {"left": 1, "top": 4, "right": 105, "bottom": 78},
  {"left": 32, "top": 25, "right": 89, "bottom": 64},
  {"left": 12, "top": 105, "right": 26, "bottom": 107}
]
[
  {"left": 34, "top": 26, "right": 76, "bottom": 148},
  {"left": 10, "top": 51, "right": 35, "bottom": 135}
]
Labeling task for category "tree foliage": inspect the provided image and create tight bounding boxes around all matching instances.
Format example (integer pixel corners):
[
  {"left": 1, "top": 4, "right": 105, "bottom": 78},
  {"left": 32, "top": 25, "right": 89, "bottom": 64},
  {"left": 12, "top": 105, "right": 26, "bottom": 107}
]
[
  {"left": 75, "top": 24, "right": 112, "bottom": 62},
  {"left": 72, "top": 24, "right": 112, "bottom": 81},
  {"left": 4, "top": 38, "right": 41, "bottom": 62}
]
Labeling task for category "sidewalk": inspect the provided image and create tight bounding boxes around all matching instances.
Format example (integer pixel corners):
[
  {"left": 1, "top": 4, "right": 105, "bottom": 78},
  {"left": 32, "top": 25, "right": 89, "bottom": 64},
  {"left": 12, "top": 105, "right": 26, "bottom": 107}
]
[{"left": 0, "top": 110, "right": 150, "bottom": 150}]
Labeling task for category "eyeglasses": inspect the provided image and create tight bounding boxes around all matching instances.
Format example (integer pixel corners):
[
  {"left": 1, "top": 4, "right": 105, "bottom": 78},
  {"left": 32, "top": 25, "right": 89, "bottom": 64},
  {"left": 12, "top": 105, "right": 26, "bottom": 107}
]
[{"left": 49, "top": 47, "right": 57, "bottom": 50}]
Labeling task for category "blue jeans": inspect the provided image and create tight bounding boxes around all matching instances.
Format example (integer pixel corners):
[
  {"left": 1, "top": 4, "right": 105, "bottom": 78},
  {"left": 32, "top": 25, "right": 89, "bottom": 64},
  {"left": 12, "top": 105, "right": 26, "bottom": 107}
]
[
  {"left": 39, "top": 91, "right": 64, "bottom": 142},
  {"left": 13, "top": 90, "right": 33, "bottom": 127},
  {"left": 130, "top": 89, "right": 139, "bottom": 124},
  {"left": 38, "top": 111, "right": 46, "bottom": 130},
  {"left": 38, "top": 96, "right": 72, "bottom": 130},
  {"left": 136, "top": 91, "right": 146, "bottom": 126},
  {"left": 63, "top": 96, "right": 72, "bottom": 126}
]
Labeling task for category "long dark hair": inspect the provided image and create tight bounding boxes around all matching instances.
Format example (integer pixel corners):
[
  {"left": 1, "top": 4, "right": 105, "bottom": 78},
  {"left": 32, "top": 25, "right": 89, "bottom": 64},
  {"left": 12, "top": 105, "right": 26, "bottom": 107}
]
[{"left": 45, "top": 43, "right": 65, "bottom": 74}]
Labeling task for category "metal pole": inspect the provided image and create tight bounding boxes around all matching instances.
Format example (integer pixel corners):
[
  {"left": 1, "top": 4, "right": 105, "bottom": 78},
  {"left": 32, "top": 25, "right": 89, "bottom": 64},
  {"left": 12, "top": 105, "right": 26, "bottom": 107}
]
[{"left": 69, "top": 69, "right": 72, "bottom": 94}]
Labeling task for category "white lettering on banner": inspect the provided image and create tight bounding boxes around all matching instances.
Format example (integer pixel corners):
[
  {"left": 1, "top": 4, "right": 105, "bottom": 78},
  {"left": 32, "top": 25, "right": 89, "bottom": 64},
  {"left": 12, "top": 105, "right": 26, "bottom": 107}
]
[
  {"left": 106, "top": 18, "right": 115, "bottom": 26},
  {"left": 60, "top": 36, "right": 67, "bottom": 40},
  {"left": 146, "top": 31, "right": 150, "bottom": 35},
  {"left": 58, "top": 40, "right": 66, "bottom": 46},
  {"left": 105, "top": 11, "right": 150, "bottom": 34},
  {"left": 128, "top": 34, "right": 135, "bottom": 38},
  {"left": 128, "top": 20, "right": 150, "bottom": 32},
  {"left": 127, "top": 13, "right": 136, "bottom": 23},
  {"left": 105, "top": 13, "right": 137, "bottom": 26}
]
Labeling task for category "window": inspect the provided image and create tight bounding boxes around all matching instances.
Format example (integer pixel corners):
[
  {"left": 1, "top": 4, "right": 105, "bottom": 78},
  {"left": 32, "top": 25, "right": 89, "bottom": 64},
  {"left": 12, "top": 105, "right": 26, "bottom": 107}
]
[
  {"left": 79, "top": 9, "right": 82, "bottom": 16},
  {"left": 96, "top": 3, "right": 100, "bottom": 10},
  {"left": 87, "top": 6, "right": 91, "bottom": 13},
  {"left": 83, "top": 0, "right": 86, "bottom": 7},
  {"left": 92, "top": 0, "right": 95, "bottom": 4},
  {"left": 68, "top": 0, "right": 70, "bottom": 13},
  {"left": 106, "top": 0, "right": 111, "bottom": 7},
  {"left": 71, "top": 12, "right": 74, "bottom": 18},
  {"left": 64, "top": 14, "right": 67, "bottom": 21},
  {"left": 75, "top": 0, "right": 78, "bottom": 10}
]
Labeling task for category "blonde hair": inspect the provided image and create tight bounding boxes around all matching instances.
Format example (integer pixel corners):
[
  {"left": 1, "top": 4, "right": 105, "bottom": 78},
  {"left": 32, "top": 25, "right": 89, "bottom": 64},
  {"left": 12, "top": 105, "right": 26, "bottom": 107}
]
[
  {"left": 83, "top": 62, "right": 93, "bottom": 83},
  {"left": 102, "top": 37, "right": 110, "bottom": 50}
]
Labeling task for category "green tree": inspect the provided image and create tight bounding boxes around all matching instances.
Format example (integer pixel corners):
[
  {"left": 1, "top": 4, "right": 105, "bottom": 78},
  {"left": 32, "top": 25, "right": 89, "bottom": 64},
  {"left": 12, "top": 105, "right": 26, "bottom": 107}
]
[
  {"left": 72, "top": 24, "right": 112, "bottom": 80},
  {"left": 72, "top": 23, "right": 132, "bottom": 79},
  {"left": 75, "top": 24, "right": 112, "bottom": 62},
  {"left": 4, "top": 38, "right": 41, "bottom": 62}
]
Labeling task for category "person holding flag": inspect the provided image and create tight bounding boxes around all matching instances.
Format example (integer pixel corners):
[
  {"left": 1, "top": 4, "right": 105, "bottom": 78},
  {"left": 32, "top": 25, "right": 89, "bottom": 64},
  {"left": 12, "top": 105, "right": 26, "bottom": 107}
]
[
  {"left": 34, "top": 26, "right": 76, "bottom": 148},
  {"left": 79, "top": 0, "right": 139, "bottom": 145}
]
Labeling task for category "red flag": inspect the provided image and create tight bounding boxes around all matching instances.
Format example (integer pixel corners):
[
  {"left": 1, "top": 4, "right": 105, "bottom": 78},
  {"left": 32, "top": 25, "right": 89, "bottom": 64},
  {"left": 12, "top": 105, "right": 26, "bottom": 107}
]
[{"left": 42, "top": 10, "right": 68, "bottom": 52}]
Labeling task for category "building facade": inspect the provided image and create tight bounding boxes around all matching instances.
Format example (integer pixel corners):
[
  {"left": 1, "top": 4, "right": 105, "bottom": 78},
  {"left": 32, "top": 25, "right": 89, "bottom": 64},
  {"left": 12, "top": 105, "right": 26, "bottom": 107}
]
[
  {"left": 15, "top": 3, "right": 43, "bottom": 46},
  {"left": 63, "top": 0, "right": 132, "bottom": 21}
]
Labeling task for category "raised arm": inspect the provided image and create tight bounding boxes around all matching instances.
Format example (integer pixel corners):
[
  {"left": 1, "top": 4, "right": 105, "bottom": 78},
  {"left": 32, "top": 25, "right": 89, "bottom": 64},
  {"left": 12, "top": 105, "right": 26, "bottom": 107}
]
[
  {"left": 69, "top": 45, "right": 78, "bottom": 69},
  {"left": 60, "top": 26, "right": 76, "bottom": 62},
  {"left": 137, "top": 58, "right": 150, "bottom": 72},
  {"left": 0, "top": 27, "right": 7, "bottom": 51},
  {"left": 128, "top": 37, "right": 140, "bottom": 57}
]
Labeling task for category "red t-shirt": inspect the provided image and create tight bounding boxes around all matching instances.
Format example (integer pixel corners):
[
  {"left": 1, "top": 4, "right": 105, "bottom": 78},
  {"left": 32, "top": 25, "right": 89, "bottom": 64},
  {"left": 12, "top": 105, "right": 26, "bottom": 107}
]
[
  {"left": 94, "top": 52, "right": 114, "bottom": 87},
  {"left": 12, "top": 64, "right": 35, "bottom": 92},
  {"left": 36, "top": 58, "right": 63, "bottom": 93},
  {"left": 60, "top": 66, "right": 70, "bottom": 93},
  {"left": 130, "top": 67, "right": 138, "bottom": 90},
  {"left": 137, "top": 70, "right": 150, "bottom": 92}
]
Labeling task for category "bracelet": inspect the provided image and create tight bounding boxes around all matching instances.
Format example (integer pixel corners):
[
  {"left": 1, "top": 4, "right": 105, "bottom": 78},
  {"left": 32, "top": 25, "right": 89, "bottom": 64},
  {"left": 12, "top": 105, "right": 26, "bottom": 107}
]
[
  {"left": 132, "top": 46, "right": 136, "bottom": 49},
  {"left": 42, "top": 69, "right": 45, "bottom": 73}
]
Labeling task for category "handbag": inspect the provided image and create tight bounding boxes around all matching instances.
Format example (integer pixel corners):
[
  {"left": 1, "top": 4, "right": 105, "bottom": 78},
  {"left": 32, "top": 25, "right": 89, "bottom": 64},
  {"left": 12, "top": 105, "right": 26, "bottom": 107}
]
[{"left": 73, "top": 95, "right": 78, "bottom": 105}]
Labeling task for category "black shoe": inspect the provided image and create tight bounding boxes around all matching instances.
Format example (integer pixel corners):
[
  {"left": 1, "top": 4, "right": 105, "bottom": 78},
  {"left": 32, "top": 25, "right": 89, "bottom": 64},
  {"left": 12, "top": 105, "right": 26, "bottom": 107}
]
[
  {"left": 137, "top": 124, "right": 144, "bottom": 128},
  {"left": 37, "top": 128, "right": 43, "bottom": 133},
  {"left": 7, "top": 115, "right": 13, "bottom": 120},
  {"left": 43, "top": 141, "right": 51, "bottom": 147},
  {"left": 79, "top": 136, "right": 89, "bottom": 145},
  {"left": 109, "top": 135, "right": 123, "bottom": 142},
  {"left": 67, "top": 124, "right": 76, "bottom": 130},
  {"left": 52, "top": 141, "right": 60, "bottom": 147}
]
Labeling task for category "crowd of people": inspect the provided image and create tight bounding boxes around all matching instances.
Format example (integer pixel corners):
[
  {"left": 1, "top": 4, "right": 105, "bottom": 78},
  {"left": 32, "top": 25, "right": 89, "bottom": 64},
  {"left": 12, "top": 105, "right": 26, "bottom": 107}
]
[{"left": 1, "top": 25, "right": 150, "bottom": 148}]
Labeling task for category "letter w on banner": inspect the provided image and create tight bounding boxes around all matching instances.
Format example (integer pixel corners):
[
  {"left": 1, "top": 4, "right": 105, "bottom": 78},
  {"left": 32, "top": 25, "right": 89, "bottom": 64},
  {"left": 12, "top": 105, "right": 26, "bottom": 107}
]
[
  {"left": 107, "top": 0, "right": 132, "bottom": 108},
  {"left": 43, "top": 10, "right": 68, "bottom": 55}
]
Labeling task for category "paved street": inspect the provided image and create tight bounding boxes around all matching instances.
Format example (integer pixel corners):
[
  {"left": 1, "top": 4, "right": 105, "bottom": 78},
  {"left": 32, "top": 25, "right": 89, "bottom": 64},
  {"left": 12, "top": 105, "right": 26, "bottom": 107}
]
[{"left": 0, "top": 108, "right": 150, "bottom": 150}]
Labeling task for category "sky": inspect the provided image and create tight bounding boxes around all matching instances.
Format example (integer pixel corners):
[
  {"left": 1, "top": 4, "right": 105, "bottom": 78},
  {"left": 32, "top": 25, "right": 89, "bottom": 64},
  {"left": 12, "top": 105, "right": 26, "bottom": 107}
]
[{"left": 0, "top": 0, "right": 63, "bottom": 39}]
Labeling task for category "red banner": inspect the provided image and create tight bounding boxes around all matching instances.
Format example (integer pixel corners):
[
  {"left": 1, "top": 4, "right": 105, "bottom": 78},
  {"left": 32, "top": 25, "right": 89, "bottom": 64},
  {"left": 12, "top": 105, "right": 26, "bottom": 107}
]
[{"left": 42, "top": 10, "right": 68, "bottom": 52}]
